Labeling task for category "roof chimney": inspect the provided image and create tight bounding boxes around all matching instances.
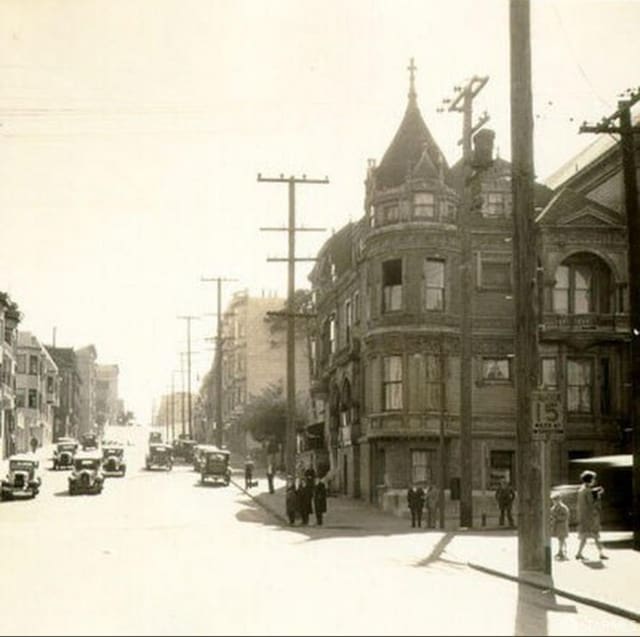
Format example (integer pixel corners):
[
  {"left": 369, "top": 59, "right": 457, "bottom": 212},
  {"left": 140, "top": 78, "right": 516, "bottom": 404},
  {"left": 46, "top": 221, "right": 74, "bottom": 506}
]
[{"left": 473, "top": 128, "right": 495, "bottom": 169}]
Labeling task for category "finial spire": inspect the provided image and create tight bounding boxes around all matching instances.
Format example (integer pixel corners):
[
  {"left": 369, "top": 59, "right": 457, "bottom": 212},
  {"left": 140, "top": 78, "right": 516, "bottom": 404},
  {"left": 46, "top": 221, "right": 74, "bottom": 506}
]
[{"left": 408, "top": 57, "right": 417, "bottom": 105}]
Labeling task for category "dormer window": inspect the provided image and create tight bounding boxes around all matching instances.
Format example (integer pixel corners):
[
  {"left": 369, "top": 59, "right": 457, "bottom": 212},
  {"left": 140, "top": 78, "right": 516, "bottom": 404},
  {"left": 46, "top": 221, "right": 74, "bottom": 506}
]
[
  {"left": 482, "top": 192, "right": 512, "bottom": 218},
  {"left": 414, "top": 192, "right": 436, "bottom": 218}
]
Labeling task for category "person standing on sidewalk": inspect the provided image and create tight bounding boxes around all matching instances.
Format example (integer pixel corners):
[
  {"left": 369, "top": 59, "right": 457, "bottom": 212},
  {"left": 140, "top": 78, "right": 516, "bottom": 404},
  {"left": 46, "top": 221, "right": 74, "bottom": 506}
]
[
  {"left": 30, "top": 435, "right": 38, "bottom": 455},
  {"left": 285, "top": 476, "right": 298, "bottom": 526},
  {"left": 266, "top": 461, "right": 275, "bottom": 494},
  {"left": 425, "top": 483, "right": 440, "bottom": 529},
  {"left": 575, "top": 470, "right": 607, "bottom": 561},
  {"left": 495, "top": 479, "right": 516, "bottom": 528},
  {"left": 313, "top": 478, "right": 327, "bottom": 526},
  {"left": 407, "top": 484, "right": 425, "bottom": 528},
  {"left": 550, "top": 492, "right": 570, "bottom": 560},
  {"left": 297, "top": 477, "right": 313, "bottom": 526},
  {"left": 244, "top": 456, "right": 254, "bottom": 490}
]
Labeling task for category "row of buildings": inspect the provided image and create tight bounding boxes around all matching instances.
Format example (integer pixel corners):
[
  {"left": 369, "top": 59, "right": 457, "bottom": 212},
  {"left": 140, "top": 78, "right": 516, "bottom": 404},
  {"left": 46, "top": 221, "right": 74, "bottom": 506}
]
[
  {"left": 0, "top": 294, "right": 124, "bottom": 458},
  {"left": 191, "top": 66, "right": 635, "bottom": 520}
]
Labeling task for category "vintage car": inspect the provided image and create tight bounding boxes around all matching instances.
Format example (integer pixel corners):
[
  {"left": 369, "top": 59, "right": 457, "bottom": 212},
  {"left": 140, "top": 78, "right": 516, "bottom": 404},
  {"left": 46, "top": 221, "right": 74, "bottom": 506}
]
[
  {"left": 52, "top": 439, "right": 79, "bottom": 470},
  {"left": 148, "top": 431, "right": 163, "bottom": 444},
  {"left": 200, "top": 447, "right": 231, "bottom": 486},
  {"left": 68, "top": 453, "right": 105, "bottom": 495},
  {"left": 102, "top": 445, "right": 127, "bottom": 477},
  {"left": 145, "top": 443, "right": 173, "bottom": 471},
  {"left": 172, "top": 438, "right": 197, "bottom": 463},
  {"left": 192, "top": 444, "right": 218, "bottom": 471},
  {"left": 1, "top": 456, "right": 41, "bottom": 500},
  {"left": 81, "top": 432, "right": 99, "bottom": 451}
]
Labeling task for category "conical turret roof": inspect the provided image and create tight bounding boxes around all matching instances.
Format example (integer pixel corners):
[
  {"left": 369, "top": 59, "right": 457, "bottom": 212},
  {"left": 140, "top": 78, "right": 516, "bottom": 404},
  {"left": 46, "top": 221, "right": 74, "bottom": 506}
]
[{"left": 375, "top": 62, "right": 448, "bottom": 189}]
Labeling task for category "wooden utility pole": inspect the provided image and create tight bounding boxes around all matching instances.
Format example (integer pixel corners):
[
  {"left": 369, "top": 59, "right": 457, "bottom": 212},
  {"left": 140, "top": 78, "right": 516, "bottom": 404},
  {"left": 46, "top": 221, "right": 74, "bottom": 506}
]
[
  {"left": 171, "top": 370, "right": 178, "bottom": 443},
  {"left": 581, "top": 89, "right": 640, "bottom": 551},
  {"left": 178, "top": 316, "right": 199, "bottom": 439},
  {"left": 440, "top": 75, "right": 489, "bottom": 528},
  {"left": 201, "top": 277, "right": 238, "bottom": 448},
  {"left": 258, "top": 174, "right": 328, "bottom": 474},
  {"left": 511, "top": 0, "right": 545, "bottom": 572}
]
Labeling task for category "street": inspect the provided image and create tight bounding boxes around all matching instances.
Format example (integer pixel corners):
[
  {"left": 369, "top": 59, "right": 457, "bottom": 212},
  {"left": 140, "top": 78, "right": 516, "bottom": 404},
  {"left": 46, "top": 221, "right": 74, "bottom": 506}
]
[{"left": 0, "top": 427, "right": 635, "bottom": 636}]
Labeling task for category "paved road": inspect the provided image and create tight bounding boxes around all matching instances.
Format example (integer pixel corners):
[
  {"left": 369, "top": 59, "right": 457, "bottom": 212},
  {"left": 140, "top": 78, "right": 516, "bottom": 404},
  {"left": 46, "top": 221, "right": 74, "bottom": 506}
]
[{"left": 0, "top": 426, "right": 637, "bottom": 636}]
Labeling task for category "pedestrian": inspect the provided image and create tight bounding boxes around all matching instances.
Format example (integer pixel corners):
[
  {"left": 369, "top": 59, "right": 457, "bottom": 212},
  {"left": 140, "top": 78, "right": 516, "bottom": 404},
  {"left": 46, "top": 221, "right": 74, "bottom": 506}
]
[
  {"left": 407, "top": 483, "right": 425, "bottom": 528},
  {"left": 575, "top": 470, "right": 607, "bottom": 561},
  {"left": 244, "top": 456, "right": 254, "bottom": 490},
  {"left": 285, "top": 476, "right": 297, "bottom": 526},
  {"left": 297, "top": 478, "right": 313, "bottom": 526},
  {"left": 313, "top": 478, "right": 327, "bottom": 526},
  {"left": 304, "top": 465, "right": 316, "bottom": 489},
  {"left": 30, "top": 435, "right": 38, "bottom": 455},
  {"left": 550, "top": 492, "right": 570, "bottom": 560},
  {"left": 266, "top": 461, "right": 275, "bottom": 494},
  {"left": 425, "top": 483, "right": 440, "bottom": 529},
  {"left": 495, "top": 478, "right": 516, "bottom": 528}
]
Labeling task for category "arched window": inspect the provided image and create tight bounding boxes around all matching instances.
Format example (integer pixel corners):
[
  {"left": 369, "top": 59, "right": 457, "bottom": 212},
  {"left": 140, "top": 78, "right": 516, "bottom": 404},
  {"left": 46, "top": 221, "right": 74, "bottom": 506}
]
[{"left": 552, "top": 253, "right": 613, "bottom": 314}]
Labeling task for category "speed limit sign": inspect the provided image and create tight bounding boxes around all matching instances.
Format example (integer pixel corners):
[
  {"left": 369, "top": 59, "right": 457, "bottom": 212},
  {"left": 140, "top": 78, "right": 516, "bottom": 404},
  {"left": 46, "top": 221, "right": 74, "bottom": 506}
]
[{"left": 531, "top": 390, "right": 564, "bottom": 440}]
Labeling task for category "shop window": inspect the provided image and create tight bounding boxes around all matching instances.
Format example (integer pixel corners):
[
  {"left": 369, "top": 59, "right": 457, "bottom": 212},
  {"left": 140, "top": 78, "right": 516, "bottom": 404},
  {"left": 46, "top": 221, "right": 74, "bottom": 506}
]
[{"left": 382, "top": 259, "right": 403, "bottom": 312}]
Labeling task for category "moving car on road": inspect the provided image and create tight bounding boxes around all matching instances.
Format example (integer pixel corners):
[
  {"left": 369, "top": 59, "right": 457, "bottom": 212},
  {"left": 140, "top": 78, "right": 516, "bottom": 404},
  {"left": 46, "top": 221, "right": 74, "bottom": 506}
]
[
  {"left": 145, "top": 443, "right": 173, "bottom": 471},
  {"left": 173, "top": 438, "right": 197, "bottom": 464},
  {"left": 69, "top": 452, "right": 105, "bottom": 495},
  {"left": 192, "top": 444, "right": 219, "bottom": 471},
  {"left": 52, "top": 439, "right": 79, "bottom": 470},
  {"left": 200, "top": 448, "right": 231, "bottom": 486},
  {"left": 81, "top": 432, "right": 99, "bottom": 451},
  {"left": 102, "top": 445, "right": 127, "bottom": 477},
  {"left": 148, "top": 431, "right": 162, "bottom": 444},
  {"left": 1, "top": 456, "right": 41, "bottom": 500}
]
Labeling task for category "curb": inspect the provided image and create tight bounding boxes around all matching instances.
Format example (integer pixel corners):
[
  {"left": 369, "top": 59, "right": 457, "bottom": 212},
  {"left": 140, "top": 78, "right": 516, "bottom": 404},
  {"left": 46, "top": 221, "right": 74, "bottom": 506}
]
[
  {"left": 468, "top": 562, "right": 640, "bottom": 624},
  {"left": 231, "top": 479, "right": 288, "bottom": 525}
]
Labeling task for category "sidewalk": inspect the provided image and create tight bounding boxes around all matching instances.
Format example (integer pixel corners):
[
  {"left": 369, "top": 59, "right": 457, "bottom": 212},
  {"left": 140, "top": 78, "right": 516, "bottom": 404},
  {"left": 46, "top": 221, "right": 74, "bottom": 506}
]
[{"left": 234, "top": 474, "right": 640, "bottom": 624}]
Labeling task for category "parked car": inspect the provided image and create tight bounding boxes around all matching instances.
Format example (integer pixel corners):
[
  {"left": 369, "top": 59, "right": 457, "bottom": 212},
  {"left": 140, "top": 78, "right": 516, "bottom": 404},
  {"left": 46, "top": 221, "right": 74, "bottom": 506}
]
[
  {"left": 102, "top": 445, "right": 126, "bottom": 477},
  {"left": 145, "top": 443, "right": 173, "bottom": 471},
  {"left": 200, "top": 448, "right": 231, "bottom": 486},
  {"left": 68, "top": 453, "right": 104, "bottom": 495},
  {"left": 173, "top": 438, "right": 197, "bottom": 464},
  {"left": 148, "top": 431, "right": 163, "bottom": 444},
  {"left": 1, "top": 455, "right": 41, "bottom": 500},
  {"left": 52, "top": 440, "right": 79, "bottom": 470},
  {"left": 81, "top": 432, "right": 99, "bottom": 451}
]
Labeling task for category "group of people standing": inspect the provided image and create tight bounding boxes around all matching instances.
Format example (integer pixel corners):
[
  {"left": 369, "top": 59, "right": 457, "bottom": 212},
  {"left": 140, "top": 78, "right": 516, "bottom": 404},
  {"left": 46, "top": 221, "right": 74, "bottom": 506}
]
[
  {"left": 285, "top": 467, "right": 328, "bottom": 527},
  {"left": 406, "top": 483, "right": 440, "bottom": 529}
]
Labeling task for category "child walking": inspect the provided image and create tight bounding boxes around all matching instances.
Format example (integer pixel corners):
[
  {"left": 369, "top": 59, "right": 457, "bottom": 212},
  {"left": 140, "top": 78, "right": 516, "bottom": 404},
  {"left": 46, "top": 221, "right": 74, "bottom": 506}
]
[{"left": 550, "top": 492, "right": 570, "bottom": 560}]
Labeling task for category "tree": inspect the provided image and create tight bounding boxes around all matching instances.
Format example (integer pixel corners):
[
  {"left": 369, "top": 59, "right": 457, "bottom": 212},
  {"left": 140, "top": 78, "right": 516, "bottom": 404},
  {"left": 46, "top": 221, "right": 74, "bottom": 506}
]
[{"left": 242, "top": 382, "right": 305, "bottom": 448}]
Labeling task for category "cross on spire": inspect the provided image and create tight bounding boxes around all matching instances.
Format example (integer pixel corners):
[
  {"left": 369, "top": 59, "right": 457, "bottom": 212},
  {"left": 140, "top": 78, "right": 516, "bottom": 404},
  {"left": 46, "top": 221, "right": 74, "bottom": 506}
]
[{"left": 408, "top": 57, "right": 417, "bottom": 104}]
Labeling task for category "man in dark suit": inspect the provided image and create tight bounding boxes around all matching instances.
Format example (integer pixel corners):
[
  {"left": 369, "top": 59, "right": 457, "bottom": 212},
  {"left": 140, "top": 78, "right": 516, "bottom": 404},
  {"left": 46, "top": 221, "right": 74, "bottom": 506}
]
[
  {"left": 407, "top": 484, "right": 425, "bottom": 528},
  {"left": 313, "top": 478, "right": 327, "bottom": 526}
]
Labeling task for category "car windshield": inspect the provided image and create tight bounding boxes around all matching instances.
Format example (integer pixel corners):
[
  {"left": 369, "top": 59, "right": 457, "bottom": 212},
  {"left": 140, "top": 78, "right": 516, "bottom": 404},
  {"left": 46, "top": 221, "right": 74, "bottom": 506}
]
[
  {"left": 58, "top": 444, "right": 76, "bottom": 452},
  {"left": 207, "top": 453, "right": 227, "bottom": 463},
  {"left": 9, "top": 461, "right": 34, "bottom": 471},
  {"left": 103, "top": 449, "right": 123, "bottom": 457}
]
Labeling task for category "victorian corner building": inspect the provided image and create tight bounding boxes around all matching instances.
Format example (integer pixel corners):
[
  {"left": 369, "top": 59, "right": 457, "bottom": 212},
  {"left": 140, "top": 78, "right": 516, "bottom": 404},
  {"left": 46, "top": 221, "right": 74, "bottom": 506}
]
[{"left": 305, "top": 72, "right": 632, "bottom": 520}]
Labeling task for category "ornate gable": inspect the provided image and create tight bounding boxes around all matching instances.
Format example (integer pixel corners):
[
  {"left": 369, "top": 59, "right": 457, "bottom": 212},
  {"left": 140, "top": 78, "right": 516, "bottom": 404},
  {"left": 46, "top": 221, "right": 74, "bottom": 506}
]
[{"left": 536, "top": 187, "right": 624, "bottom": 228}]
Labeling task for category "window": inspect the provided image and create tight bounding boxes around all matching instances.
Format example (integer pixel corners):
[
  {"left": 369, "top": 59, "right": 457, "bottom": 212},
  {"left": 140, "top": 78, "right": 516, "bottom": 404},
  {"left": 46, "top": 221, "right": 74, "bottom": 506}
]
[
  {"left": 15, "top": 389, "right": 25, "bottom": 408},
  {"left": 552, "top": 255, "right": 612, "bottom": 314},
  {"left": 383, "top": 204, "right": 399, "bottom": 223},
  {"left": 28, "top": 389, "right": 37, "bottom": 409},
  {"left": 480, "top": 255, "right": 511, "bottom": 291},
  {"left": 441, "top": 200, "right": 457, "bottom": 223},
  {"left": 29, "top": 356, "right": 38, "bottom": 375},
  {"left": 344, "top": 299, "right": 352, "bottom": 344},
  {"left": 414, "top": 192, "right": 436, "bottom": 218},
  {"left": 411, "top": 449, "right": 435, "bottom": 484},
  {"left": 482, "top": 357, "right": 511, "bottom": 381},
  {"left": 382, "top": 355, "right": 403, "bottom": 411},
  {"left": 425, "top": 354, "right": 442, "bottom": 410},
  {"left": 329, "top": 314, "right": 336, "bottom": 354},
  {"left": 353, "top": 291, "right": 360, "bottom": 323},
  {"left": 47, "top": 376, "right": 54, "bottom": 394},
  {"left": 17, "top": 354, "right": 26, "bottom": 374},
  {"left": 482, "top": 192, "right": 512, "bottom": 218},
  {"left": 567, "top": 358, "right": 593, "bottom": 413},
  {"left": 425, "top": 259, "right": 445, "bottom": 310},
  {"left": 382, "top": 259, "right": 403, "bottom": 312},
  {"left": 489, "top": 450, "right": 514, "bottom": 489},
  {"left": 541, "top": 357, "right": 558, "bottom": 389},
  {"left": 310, "top": 339, "right": 317, "bottom": 376}
]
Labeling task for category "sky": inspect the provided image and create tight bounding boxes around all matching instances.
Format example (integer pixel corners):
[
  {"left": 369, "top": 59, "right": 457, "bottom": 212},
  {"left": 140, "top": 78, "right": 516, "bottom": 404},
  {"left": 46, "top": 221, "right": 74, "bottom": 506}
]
[{"left": 0, "top": 0, "right": 639, "bottom": 422}]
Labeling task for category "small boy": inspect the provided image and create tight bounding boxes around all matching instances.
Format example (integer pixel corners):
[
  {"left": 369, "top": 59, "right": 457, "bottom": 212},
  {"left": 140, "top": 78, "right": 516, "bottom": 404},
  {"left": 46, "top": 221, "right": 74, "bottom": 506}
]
[{"left": 550, "top": 492, "right": 570, "bottom": 560}]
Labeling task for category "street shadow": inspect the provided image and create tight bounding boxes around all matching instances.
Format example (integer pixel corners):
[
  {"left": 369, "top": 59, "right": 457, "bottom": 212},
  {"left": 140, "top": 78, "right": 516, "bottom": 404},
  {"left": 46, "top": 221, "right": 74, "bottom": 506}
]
[
  {"left": 580, "top": 559, "right": 606, "bottom": 570},
  {"left": 515, "top": 582, "right": 577, "bottom": 636},
  {"left": 193, "top": 481, "right": 228, "bottom": 489},
  {"left": 53, "top": 489, "right": 72, "bottom": 497},
  {"left": 413, "top": 532, "right": 466, "bottom": 570}
]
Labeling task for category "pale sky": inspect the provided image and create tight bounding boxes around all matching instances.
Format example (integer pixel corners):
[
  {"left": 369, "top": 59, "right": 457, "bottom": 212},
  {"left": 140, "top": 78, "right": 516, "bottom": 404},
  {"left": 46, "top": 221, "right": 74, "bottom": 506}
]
[{"left": 0, "top": 0, "right": 638, "bottom": 421}]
